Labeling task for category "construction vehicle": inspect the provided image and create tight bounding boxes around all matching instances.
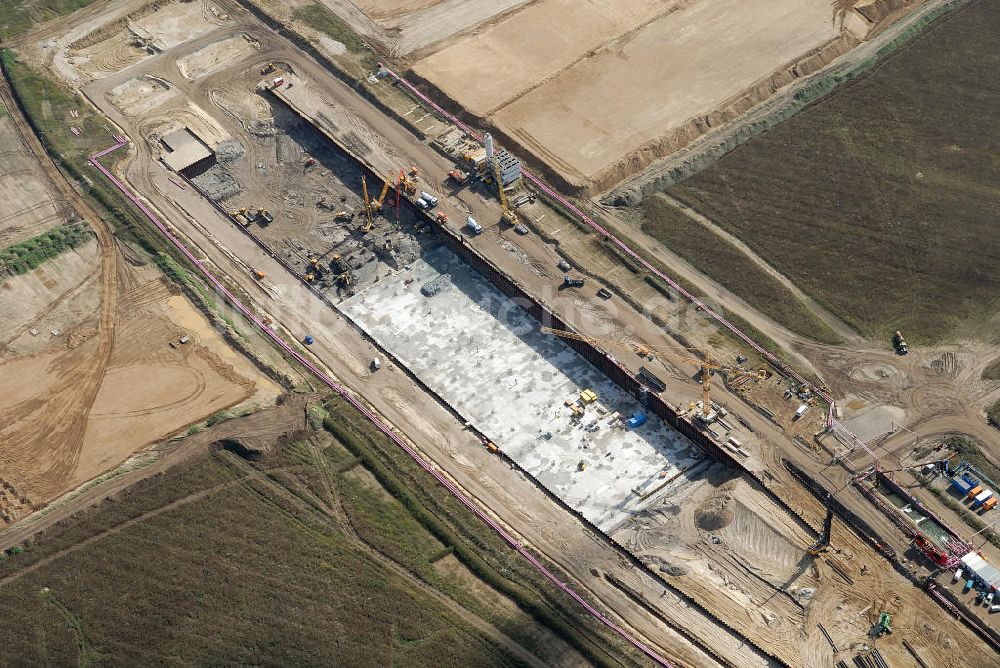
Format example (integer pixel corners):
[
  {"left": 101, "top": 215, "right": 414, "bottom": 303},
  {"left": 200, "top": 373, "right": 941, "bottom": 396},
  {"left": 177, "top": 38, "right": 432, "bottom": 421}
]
[
  {"left": 892, "top": 330, "right": 909, "bottom": 355},
  {"left": 409, "top": 166, "right": 419, "bottom": 179},
  {"left": 435, "top": 212, "right": 448, "bottom": 225},
  {"left": 334, "top": 210, "right": 351, "bottom": 221},
  {"left": 335, "top": 272, "right": 352, "bottom": 287},
  {"left": 448, "top": 169, "right": 468, "bottom": 186},
  {"left": 873, "top": 612, "right": 892, "bottom": 637},
  {"left": 304, "top": 156, "right": 316, "bottom": 168},
  {"left": 399, "top": 169, "right": 417, "bottom": 196},
  {"left": 303, "top": 335, "right": 315, "bottom": 345},
  {"left": 257, "top": 208, "right": 273, "bottom": 225},
  {"left": 371, "top": 172, "right": 393, "bottom": 212},
  {"left": 252, "top": 269, "right": 265, "bottom": 280},
  {"left": 304, "top": 272, "right": 316, "bottom": 283},
  {"left": 244, "top": 207, "right": 258, "bottom": 224},
  {"left": 491, "top": 155, "right": 518, "bottom": 225},
  {"left": 361, "top": 175, "right": 375, "bottom": 232},
  {"left": 231, "top": 209, "right": 250, "bottom": 227},
  {"left": 260, "top": 62, "right": 276, "bottom": 75},
  {"left": 466, "top": 216, "right": 483, "bottom": 235},
  {"left": 563, "top": 275, "right": 585, "bottom": 288},
  {"left": 807, "top": 494, "right": 834, "bottom": 555},
  {"left": 540, "top": 327, "right": 765, "bottom": 422}
]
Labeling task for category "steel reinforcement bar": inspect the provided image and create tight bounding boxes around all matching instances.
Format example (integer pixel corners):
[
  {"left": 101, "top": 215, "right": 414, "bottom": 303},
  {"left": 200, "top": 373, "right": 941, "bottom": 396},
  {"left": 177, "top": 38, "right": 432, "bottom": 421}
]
[{"left": 87, "top": 139, "right": 673, "bottom": 667}]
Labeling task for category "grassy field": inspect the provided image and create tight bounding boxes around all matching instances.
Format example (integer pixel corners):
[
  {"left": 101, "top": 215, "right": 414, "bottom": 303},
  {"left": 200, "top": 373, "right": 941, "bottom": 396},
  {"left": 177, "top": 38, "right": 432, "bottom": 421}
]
[
  {"left": 0, "top": 0, "right": 94, "bottom": 42},
  {"left": 642, "top": 195, "right": 843, "bottom": 343},
  {"left": 0, "top": 405, "right": 631, "bottom": 665},
  {"left": 0, "top": 221, "right": 91, "bottom": 276},
  {"left": 659, "top": 0, "right": 1000, "bottom": 343}
]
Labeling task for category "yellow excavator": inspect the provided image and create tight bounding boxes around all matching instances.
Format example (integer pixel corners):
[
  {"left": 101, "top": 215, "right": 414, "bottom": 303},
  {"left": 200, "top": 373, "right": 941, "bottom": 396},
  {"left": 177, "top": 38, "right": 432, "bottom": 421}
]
[
  {"left": 371, "top": 172, "right": 393, "bottom": 212},
  {"left": 539, "top": 327, "right": 764, "bottom": 421},
  {"left": 361, "top": 175, "right": 374, "bottom": 232}
]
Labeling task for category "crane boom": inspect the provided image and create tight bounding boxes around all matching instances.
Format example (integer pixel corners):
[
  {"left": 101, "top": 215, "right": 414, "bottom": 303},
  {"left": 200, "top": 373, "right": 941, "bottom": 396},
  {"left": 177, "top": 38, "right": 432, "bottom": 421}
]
[
  {"left": 539, "top": 326, "right": 761, "bottom": 420},
  {"left": 373, "top": 172, "right": 393, "bottom": 211},
  {"left": 361, "top": 175, "right": 374, "bottom": 232},
  {"left": 492, "top": 156, "right": 517, "bottom": 224}
]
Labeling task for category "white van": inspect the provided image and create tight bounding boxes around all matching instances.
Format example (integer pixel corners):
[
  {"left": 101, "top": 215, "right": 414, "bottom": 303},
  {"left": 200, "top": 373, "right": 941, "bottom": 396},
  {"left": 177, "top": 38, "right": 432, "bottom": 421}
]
[{"left": 370, "top": 357, "right": 381, "bottom": 371}]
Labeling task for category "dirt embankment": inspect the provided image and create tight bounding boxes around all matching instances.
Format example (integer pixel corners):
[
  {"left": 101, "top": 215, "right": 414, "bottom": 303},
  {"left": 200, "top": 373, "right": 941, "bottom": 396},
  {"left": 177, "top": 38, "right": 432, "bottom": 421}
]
[{"left": 585, "top": 35, "right": 858, "bottom": 196}]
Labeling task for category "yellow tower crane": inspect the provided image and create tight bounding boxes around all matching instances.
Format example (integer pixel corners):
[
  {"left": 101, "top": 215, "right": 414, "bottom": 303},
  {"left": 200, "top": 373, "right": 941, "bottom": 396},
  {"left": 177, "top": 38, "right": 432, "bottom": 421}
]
[
  {"left": 491, "top": 155, "right": 518, "bottom": 225},
  {"left": 371, "top": 172, "right": 393, "bottom": 212},
  {"left": 539, "top": 327, "right": 764, "bottom": 421},
  {"left": 361, "top": 175, "right": 374, "bottom": 232}
]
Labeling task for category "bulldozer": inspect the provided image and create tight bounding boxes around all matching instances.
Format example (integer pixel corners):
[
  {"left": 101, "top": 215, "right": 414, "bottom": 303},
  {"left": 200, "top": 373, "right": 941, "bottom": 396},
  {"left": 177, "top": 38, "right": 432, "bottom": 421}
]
[{"left": 260, "top": 62, "right": 276, "bottom": 75}]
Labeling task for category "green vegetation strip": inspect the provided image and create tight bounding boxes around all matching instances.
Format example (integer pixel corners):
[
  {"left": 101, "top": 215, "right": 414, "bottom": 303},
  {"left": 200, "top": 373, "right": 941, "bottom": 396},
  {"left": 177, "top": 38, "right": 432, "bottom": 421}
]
[
  {"left": 0, "top": 221, "right": 91, "bottom": 275},
  {"left": 292, "top": 3, "right": 369, "bottom": 56},
  {"left": 0, "top": 0, "right": 96, "bottom": 42}
]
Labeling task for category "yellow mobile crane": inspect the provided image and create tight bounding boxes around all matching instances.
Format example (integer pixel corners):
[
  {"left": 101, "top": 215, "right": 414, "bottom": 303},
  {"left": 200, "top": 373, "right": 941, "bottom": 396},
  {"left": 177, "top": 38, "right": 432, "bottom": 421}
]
[
  {"left": 361, "top": 175, "right": 374, "bottom": 232},
  {"left": 539, "top": 327, "right": 764, "bottom": 421},
  {"left": 491, "top": 156, "right": 517, "bottom": 225}
]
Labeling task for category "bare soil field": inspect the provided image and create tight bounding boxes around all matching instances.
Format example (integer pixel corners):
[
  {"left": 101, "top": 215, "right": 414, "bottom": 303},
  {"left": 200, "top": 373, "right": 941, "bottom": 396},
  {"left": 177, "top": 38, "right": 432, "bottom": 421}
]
[
  {"left": 409, "top": 0, "right": 923, "bottom": 192},
  {"left": 0, "top": 255, "right": 281, "bottom": 519},
  {"left": 660, "top": 0, "right": 1000, "bottom": 343}
]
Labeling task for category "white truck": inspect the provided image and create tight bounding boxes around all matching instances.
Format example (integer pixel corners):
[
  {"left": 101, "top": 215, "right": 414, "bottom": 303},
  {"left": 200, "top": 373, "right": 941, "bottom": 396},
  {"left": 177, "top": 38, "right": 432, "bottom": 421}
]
[
  {"left": 419, "top": 191, "right": 439, "bottom": 207},
  {"left": 466, "top": 216, "right": 483, "bottom": 235}
]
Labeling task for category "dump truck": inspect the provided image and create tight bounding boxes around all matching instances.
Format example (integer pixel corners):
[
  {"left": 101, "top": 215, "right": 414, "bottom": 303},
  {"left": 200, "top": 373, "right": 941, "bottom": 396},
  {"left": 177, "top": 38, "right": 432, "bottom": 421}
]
[
  {"left": 563, "top": 275, "right": 585, "bottom": 288},
  {"left": 257, "top": 208, "right": 273, "bottom": 225},
  {"left": 448, "top": 169, "right": 468, "bottom": 185},
  {"left": 435, "top": 212, "right": 448, "bottom": 225}
]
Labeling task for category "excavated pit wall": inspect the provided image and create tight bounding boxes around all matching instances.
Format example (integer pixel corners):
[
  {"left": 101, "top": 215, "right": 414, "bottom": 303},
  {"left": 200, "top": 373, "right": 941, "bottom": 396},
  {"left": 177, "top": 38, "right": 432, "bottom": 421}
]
[{"left": 268, "top": 89, "right": 793, "bottom": 667}]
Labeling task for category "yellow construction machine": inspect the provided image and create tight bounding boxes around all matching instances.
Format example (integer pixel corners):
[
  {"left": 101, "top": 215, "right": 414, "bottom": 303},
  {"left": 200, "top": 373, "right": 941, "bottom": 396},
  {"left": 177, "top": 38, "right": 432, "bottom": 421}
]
[
  {"left": 371, "top": 172, "right": 393, "bottom": 212},
  {"left": 539, "top": 327, "right": 764, "bottom": 422},
  {"left": 398, "top": 169, "right": 417, "bottom": 196},
  {"left": 361, "top": 175, "right": 375, "bottom": 232},
  {"left": 491, "top": 156, "right": 518, "bottom": 225}
]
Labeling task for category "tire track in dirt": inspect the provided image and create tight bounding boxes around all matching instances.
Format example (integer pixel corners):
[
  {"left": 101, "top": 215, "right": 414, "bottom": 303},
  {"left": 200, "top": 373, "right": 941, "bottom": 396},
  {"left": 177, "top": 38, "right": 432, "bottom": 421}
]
[{"left": 0, "top": 73, "right": 118, "bottom": 500}]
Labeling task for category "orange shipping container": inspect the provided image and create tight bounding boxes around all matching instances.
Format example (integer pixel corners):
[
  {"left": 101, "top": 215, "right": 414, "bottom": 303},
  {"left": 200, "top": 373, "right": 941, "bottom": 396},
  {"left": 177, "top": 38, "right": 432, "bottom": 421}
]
[{"left": 968, "top": 485, "right": 983, "bottom": 500}]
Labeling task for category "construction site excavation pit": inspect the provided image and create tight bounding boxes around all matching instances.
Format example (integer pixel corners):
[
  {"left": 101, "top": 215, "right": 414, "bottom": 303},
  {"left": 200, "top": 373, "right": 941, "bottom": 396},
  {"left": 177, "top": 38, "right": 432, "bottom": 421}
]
[{"left": 339, "top": 246, "right": 706, "bottom": 531}]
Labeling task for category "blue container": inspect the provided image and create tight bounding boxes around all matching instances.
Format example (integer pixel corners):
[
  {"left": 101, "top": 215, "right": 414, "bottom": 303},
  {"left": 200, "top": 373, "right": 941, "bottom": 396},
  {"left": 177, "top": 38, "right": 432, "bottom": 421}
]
[
  {"left": 626, "top": 413, "right": 647, "bottom": 429},
  {"left": 951, "top": 476, "right": 973, "bottom": 496}
]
